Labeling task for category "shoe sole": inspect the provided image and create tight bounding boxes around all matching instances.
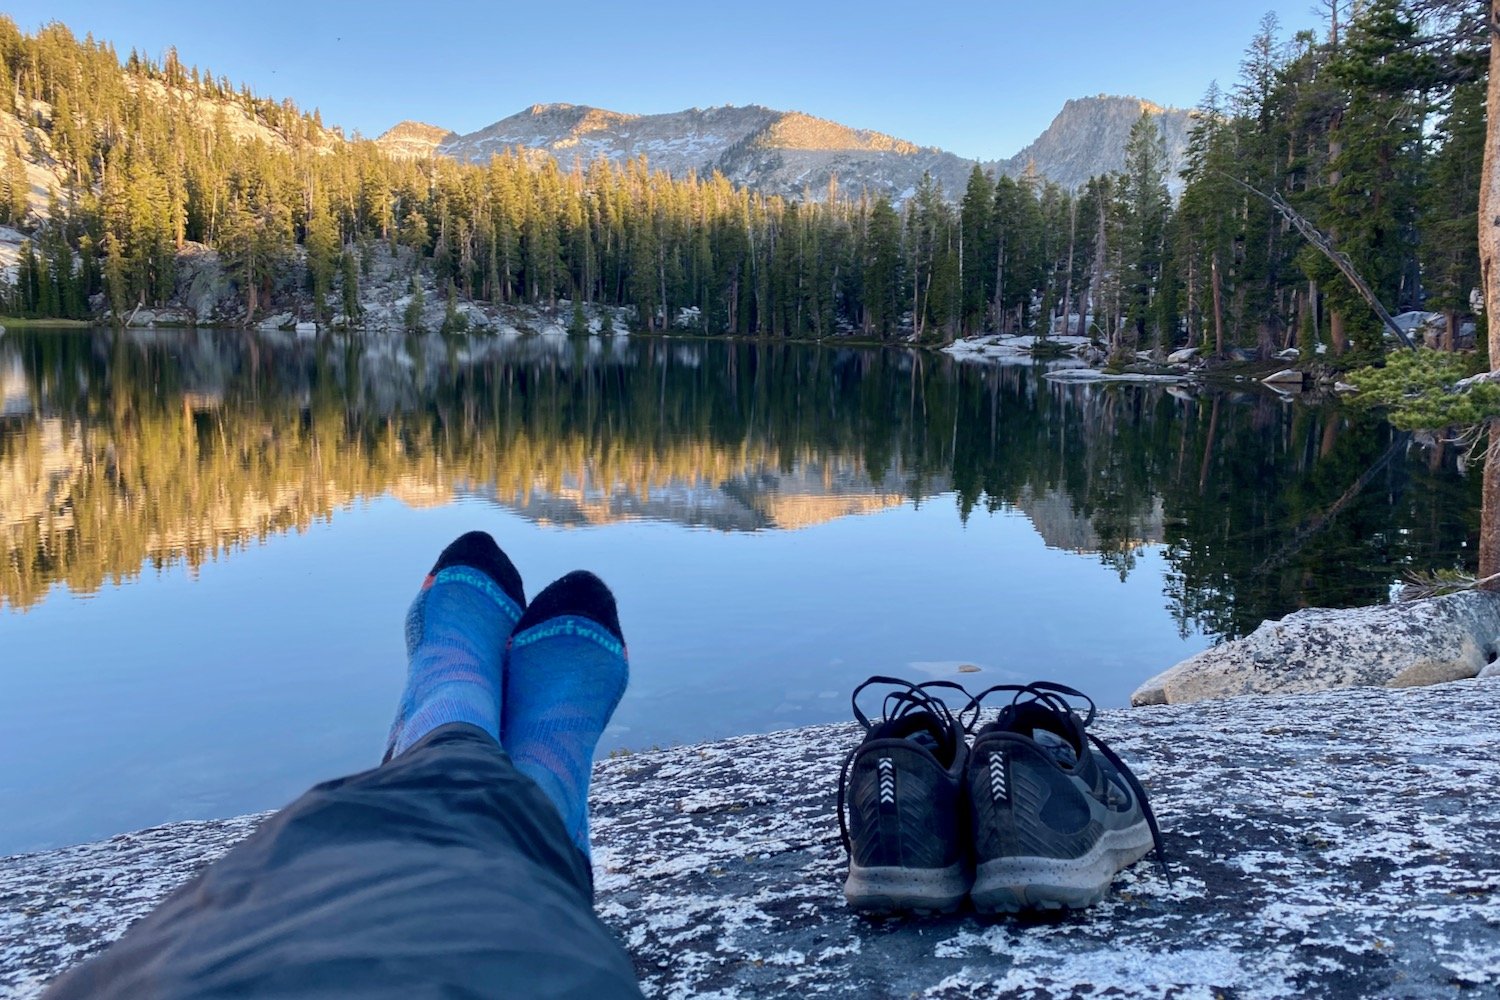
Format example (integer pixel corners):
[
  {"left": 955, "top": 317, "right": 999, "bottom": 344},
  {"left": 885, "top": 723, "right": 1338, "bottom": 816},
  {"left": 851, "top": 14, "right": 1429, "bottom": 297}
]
[
  {"left": 844, "top": 861, "right": 968, "bottom": 915},
  {"left": 970, "top": 822, "right": 1154, "bottom": 913}
]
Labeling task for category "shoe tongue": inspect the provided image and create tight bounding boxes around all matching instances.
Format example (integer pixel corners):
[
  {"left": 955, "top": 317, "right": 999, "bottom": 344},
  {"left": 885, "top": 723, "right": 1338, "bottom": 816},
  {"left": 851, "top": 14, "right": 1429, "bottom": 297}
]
[
  {"left": 907, "top": 729, "right": 942, "bottom": 754},
  {"left": 872, "top": 713, "right": 952, "bottom": 762},
  {"left": 988, "top": 702, "right": 1084, "bottom": 762},
  {"left": 1032, "top": 728, "right": 1079, "bottom": 768}
]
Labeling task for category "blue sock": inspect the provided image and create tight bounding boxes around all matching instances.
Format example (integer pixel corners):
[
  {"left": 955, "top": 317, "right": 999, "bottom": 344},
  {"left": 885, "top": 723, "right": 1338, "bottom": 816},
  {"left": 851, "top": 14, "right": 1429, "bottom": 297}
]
[
  {"left": 504, "top": 571, "right": 628, "bottom": 860},
  {"left": 385, "top": 533, "right": 525, "bottom": 762}
]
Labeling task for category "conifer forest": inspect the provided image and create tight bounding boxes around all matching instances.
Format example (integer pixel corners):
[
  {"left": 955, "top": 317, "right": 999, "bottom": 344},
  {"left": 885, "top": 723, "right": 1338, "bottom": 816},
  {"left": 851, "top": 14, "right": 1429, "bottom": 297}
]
[{"left": 0, "top": 1, "right": 1491, "bottom": 368}]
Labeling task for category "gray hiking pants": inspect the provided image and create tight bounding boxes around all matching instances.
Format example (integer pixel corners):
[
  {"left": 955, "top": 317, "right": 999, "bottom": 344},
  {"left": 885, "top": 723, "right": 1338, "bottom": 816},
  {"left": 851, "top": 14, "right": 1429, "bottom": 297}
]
[{"left": 42, "top": 724, "right": 643, "bottom": 999}]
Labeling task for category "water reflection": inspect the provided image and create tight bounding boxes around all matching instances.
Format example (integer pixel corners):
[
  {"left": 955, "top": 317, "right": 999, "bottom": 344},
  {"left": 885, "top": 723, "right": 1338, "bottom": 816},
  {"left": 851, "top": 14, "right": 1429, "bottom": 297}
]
[{"left": 0, "top": 327, "right": 1480, "bottom": 639}]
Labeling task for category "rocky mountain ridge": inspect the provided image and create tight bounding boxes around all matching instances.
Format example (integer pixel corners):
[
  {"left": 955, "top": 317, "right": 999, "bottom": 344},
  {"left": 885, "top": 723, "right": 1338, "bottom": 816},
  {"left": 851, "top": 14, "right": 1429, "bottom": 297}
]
[
  {"left": 995, "top": 96, "right": 1195, "bottom": 192},
  {"left": 378, "top": 95, "right": 1195, "bottom": 200},
  {"left": 375, "top": 120, "right": 458, "bottom": 160}
]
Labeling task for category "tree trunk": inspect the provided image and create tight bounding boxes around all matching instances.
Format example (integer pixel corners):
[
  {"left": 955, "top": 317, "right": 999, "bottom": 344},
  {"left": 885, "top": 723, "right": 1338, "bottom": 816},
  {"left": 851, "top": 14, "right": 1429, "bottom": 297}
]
[
  {"left": 993, "top": 239, "right": 1005, "bottom": 334},
  {"left": 1211, "top": 252, "right": 1225, "bottom": 357},
  {"left": 1481, "top": 0, "right": 1500, "bottom": 369},
  {"left": 1310, "top": 280, "right": 1320, "bottom": 346},
  {"left": 1185, "top": 253, "right": 1196, "bottom": 348},
  {"left": 1061, "top": 200, "right": 1077, "bottom": 337},
  {"left": 1329, "top": 309, "right": 1347, "bottom": 354},
  {"left": 1482, "top": 420, "right": 1500, "bottom": 589}
]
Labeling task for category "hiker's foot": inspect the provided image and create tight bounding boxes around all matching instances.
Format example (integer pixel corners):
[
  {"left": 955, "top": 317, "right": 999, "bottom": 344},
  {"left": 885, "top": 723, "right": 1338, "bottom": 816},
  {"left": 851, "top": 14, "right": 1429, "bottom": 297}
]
[
  {"left": 503, "top": 570, "right": 629, "bottom": 860},
  {"left": 384, "top": 531, "right": 526, "bottom": 762}
]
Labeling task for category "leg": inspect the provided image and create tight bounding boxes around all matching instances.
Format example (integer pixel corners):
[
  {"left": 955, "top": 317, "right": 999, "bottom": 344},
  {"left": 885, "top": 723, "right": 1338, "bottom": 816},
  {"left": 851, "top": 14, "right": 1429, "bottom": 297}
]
[
  {"left": 43, "top": 725, "right": 641, "bottom": 998},
  {"left": 43, "top": 533, "right": 642, "bottom": 999},
  {"left": 504, "top": 571, "right": 630, "bottom": 861}
]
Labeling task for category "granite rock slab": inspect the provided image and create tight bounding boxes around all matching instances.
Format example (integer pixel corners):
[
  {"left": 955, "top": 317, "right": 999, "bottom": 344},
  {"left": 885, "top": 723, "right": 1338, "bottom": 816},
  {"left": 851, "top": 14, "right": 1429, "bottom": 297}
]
[
  {"left": 5, "top": 682, "right": 1500, "bottom": 999},
  {"left": 1133, "top": 590, "right": 1500, "bottom": 706}
]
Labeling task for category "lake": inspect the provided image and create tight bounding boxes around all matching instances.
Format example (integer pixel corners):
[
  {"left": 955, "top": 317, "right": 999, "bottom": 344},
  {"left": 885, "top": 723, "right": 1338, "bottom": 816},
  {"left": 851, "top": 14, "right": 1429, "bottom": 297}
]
[{"left": 0, "top": 326, "right": 1479, "bottom": 855}]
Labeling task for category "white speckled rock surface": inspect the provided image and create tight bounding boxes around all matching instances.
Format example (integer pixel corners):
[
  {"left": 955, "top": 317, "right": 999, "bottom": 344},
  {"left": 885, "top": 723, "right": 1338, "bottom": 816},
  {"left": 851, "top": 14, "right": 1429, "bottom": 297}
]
[
  {"left": 5, "top": 682, "right": 1500, "bottom": 999},
  {"left": 1133, "top": 591, "right": 1500, "bottom": 705}
]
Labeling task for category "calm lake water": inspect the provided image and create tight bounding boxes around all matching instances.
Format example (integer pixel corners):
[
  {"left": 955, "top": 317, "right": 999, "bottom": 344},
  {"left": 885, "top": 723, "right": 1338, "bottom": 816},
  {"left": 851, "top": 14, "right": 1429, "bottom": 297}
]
[{"left": 0, "top": 327, "right": 1480, "bottom": 854}]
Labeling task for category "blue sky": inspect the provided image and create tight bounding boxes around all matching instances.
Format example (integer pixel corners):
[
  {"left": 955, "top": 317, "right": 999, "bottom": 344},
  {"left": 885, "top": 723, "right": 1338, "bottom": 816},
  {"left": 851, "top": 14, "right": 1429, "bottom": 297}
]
[{"left": 9, "top": 1, "right": 1323, "bottom": 160}]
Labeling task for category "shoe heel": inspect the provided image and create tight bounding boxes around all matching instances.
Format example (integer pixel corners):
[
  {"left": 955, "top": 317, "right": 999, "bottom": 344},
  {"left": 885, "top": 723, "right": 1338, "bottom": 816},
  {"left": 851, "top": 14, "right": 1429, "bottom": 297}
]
[{"left": 844, "top": 862, "right": 968, "bottom": 915}]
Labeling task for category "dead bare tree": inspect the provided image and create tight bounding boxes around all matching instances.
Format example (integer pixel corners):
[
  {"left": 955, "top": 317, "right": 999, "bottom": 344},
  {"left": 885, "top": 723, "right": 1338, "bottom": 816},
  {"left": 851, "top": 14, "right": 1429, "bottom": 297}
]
[{"left": 1221, "top": 173, "right": 1417, "bottom": 351}]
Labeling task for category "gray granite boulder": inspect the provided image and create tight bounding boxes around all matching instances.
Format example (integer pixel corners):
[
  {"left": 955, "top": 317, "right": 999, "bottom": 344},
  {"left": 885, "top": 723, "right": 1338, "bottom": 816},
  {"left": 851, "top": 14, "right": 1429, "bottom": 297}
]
[
  {"left": 1262, "top": 368, "right": 1306, "bottom": 386},
  {"left": 1133, "top": 590, "right": 1500, "bottom": 706},
  {"left": 6, "top": 682, "right": 1500, "bottom": 998}
]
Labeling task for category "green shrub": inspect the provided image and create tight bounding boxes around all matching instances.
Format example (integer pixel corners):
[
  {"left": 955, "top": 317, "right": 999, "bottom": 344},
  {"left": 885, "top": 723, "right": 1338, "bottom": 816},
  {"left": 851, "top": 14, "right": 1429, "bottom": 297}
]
[{"left": 1345, "top": 349, "right": 1500, "bottom": 429}]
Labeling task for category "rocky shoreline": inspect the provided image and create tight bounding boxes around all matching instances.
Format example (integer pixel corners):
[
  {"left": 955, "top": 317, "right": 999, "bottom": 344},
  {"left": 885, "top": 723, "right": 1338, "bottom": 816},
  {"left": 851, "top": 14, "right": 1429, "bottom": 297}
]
[
  {"left": 1133, "top": 589, "right": 1500, "bottom": 705},
  {"left": 5, "top": 680, "right": 1499, "bottom": 999}
]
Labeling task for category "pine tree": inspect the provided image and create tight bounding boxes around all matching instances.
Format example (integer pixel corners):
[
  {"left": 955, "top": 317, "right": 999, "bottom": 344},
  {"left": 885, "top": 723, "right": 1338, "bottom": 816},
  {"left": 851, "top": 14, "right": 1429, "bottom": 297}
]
[
  {"left": 1319, "top": 0, "right": 1426, "bottom": 364},
  {"left": 862, "top": 196, "right": 902, "bottom": 338},
  {"left": 1420, "top": 53, "right": 1484, "bottom": 348},
  {"left": 304, "top": 206, "right": 339, "bottom": 324},
  {"left": 1117, "top": 112, "right": 1172, "bottom": 357},
  {"left": 340, "top": 248, "right": 362, "bottom": 325},
  {"left": 959, "top": 165, "right": 994, "bottom": 335},
  {"left": 3, "top": 143, "right": 27, "bottom": 224},
  {"left": 568, "top": 297, "right": 589, "bottom": 336},
  {"left": 403, "top": 275, "right": 424, "bottom": 333}
]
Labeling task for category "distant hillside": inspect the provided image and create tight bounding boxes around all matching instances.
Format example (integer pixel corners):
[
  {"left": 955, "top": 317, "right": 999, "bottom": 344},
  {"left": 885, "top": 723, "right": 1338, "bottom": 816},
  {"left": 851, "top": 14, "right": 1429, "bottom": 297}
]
[
  {"left": 993, "top": 96, "right": 1195, "bottom": 192},
  {"left": 0, "top": 17, "right": 1205, "bottom": 346},
  {"left": 404, "top": 96, "right": 1192, "bottom": 200}
]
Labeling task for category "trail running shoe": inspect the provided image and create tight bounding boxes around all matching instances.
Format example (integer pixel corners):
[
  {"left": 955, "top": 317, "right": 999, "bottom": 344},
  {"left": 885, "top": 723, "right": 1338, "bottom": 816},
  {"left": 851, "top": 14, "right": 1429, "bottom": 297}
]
[
  {"left": 963, "top": 681, "right": 1167, "bottom": 913},
  {"left": 838, "top": 676, "right": 970, "bottom": 914}
]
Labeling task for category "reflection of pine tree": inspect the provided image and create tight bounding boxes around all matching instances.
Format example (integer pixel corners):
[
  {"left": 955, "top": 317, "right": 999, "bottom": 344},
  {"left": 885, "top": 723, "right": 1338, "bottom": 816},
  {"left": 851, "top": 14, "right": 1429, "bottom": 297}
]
[{"left": 0, "top": 330, "right": 1479, "bottom": 631}]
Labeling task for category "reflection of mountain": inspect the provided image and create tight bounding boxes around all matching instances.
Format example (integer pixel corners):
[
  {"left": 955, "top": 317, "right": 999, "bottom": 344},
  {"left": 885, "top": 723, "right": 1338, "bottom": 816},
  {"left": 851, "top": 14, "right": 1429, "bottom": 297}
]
[
  {"left": 486, "top": 459, "right": 920, "bottom": 533},
  {"left": 1, "top": 355, "right": 30, "bottom": 415},
  {"left": 1015, "top": 487, "right": 1163, "bottom": 555},
  {"left": 0, "top": 328, "right": 1480, "bottom": 638}
]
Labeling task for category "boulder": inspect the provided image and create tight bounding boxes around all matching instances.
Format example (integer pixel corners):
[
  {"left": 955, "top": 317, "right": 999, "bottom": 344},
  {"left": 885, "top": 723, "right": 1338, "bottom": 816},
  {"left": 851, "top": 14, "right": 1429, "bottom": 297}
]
[
  {"left": 174, "top": 243, "right": 227, "bottom": 323},
  {"left": 1262, "top": 368, "right": 1305, "bottom": 386},
  {"left": 1167, "top": 347, "right": 1198, "bottom": 364},
  {"left": 1131, "top": 590, "right": 1500, "bottom": 706}
]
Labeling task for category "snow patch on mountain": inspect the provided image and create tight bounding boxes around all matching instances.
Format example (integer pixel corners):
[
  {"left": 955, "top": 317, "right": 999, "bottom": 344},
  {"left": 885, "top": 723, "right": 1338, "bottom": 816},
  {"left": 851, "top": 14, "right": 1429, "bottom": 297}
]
[{"left": 423, "top": 96, "right": 1193, "bottom": 202}]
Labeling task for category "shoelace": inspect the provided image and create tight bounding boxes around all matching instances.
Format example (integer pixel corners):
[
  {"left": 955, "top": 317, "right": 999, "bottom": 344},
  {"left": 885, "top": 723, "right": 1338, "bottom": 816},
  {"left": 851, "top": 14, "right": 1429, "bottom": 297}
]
[
  {"left": 964, "top": 681, "right": 1174, "bottom": 886},
  {"left": 836, "top": 675, "right": 966, "bottom": 855}
]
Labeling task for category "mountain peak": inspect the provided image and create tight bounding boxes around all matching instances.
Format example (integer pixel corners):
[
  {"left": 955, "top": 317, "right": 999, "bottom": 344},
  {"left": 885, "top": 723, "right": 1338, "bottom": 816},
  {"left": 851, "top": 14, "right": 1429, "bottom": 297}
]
[
  {"left": 375, "top": 120, "right": 458, "bottom": 159},
  {"left": 995, "top": 95, "right": 1195, "bottom": 191}
]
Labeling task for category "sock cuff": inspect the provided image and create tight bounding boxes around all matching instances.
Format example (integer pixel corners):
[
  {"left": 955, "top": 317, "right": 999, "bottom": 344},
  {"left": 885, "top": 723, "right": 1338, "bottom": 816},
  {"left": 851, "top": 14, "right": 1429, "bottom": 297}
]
[
  {"left": 432, "top": 565, "right": 524, "bottom": 620},
  {"left": 510, "top": 614, "right": 626, "bottom": 658}
]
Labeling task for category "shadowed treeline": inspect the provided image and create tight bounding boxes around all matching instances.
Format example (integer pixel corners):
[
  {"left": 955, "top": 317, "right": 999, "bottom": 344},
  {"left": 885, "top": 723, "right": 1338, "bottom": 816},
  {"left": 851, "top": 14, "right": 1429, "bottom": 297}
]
[{"left": 0, "top": 328, "right": 1480, "bottom": 636}]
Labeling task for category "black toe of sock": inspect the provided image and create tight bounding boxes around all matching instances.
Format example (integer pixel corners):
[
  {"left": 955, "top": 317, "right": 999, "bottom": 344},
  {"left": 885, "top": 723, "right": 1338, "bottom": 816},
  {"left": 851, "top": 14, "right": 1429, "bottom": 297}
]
[
  {"left": 431, "top": 531, "right": 526, "bottom": 608},
  {"left": 514, "top": 570, "right": 623, "bottom": 643}
]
